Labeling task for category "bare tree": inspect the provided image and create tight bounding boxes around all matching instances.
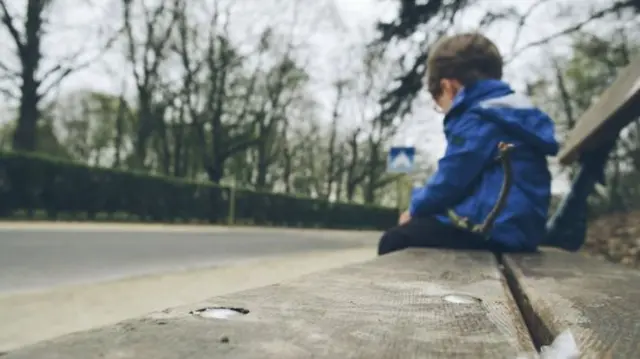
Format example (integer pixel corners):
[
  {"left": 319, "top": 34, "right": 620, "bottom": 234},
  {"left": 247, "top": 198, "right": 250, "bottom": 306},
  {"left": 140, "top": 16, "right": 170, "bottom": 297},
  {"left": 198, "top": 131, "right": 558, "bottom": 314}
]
[
  {"left": 122, "top": 0, "right": 180, "bottom": 168},
  {"left": 344, "top": 127, "right": 365, "bottom": 201},
  {"left": 277, "top": 98, "right": 319, "bottom": 194},
  {"left": 175, "top": 1, "right": 266, "bottom": 184},
  {"left": 252, "top": 52, "right": 308, "bottom": 190},
  {"left": 0, "top": 0, "right": 115, "bottom": 151}
]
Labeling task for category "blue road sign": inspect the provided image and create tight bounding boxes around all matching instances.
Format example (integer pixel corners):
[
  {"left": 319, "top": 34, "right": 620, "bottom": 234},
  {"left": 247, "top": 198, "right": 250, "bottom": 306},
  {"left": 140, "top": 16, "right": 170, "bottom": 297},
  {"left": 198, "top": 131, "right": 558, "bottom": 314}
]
[{"left": 387, "top": 146, "right": 415, "bottom": 173}]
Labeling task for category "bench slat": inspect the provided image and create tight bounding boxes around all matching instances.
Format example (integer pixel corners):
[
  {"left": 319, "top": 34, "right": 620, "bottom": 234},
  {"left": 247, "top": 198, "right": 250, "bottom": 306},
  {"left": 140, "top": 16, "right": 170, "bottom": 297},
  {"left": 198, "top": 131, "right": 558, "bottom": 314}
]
[
  {"left": 558, "top": 56, "right": 640, "bottom": 165},
  {"left": 5, "top": 249, "right": 534, "bottom": 359},
  {"left": 504, "top": 250, "right": 640, "bottom": 357}
]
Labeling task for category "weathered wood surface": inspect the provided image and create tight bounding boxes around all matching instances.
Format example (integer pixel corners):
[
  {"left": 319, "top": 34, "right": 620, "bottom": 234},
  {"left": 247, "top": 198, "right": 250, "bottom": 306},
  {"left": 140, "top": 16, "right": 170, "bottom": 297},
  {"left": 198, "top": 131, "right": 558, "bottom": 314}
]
[
  {"left": 558, "top": 55, "right": 640, "bottom": 165},
  {"left": 504, "top": 250, "right": 640, "bottom": 358},
  {"left": 4, "top": 249, "right": 534, "bottom": 359}
]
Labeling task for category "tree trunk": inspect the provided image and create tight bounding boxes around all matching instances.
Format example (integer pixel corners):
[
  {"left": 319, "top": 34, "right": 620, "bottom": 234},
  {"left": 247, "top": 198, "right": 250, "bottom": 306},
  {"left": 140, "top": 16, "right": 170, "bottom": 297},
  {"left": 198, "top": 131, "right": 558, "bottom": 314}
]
[
  {"left": 255, "top": 115, "right": 269, "bottom": 190},
  {"left": 133, "top": 90, "right": 154, "bottom": 169},
  {"left": 173, "top": 119, "right": 186, "bottom": 177},
  {"left": 255, "top": 141, "right": 269, "bottom": 190},
  {"left": 206, "top": 160, "right": 225, "bottom": 184},
  {"left": 12, "top": 0, "right": 43, "bottom": 151},
  {"left": 113, "top": 94, "right": 125, "bottom": 168},
  {"left": 12, "top": 79, "right": 39, "bottom": 151}
]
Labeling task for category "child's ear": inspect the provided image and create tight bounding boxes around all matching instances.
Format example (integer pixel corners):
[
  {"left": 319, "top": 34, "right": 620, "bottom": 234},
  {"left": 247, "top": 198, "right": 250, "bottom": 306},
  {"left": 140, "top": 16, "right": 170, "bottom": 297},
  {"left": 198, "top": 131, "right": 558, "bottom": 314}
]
[
  {"left": 439, "top": 79, "right": 451, "bottom": 94},
  {"left": 449, "top": 79, "right": 464, "bottom": 94},
  {"left": 439, "top": 79, "right": 463, "bottom": 96}
]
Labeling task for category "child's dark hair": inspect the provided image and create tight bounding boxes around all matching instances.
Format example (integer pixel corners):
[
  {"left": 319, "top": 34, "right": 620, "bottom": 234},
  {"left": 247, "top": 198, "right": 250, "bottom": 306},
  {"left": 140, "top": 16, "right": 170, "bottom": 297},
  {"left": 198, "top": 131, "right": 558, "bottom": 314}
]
[{"left": 426, "top": 33, "right": 503, "bottom": 98}]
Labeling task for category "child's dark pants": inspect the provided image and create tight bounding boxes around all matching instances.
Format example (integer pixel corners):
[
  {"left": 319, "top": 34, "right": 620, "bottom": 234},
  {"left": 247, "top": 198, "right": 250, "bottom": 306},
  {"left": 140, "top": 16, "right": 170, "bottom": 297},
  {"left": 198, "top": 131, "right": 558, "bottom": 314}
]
[{"left": 377, "top": 216, "right": 505, "bottom": 255}]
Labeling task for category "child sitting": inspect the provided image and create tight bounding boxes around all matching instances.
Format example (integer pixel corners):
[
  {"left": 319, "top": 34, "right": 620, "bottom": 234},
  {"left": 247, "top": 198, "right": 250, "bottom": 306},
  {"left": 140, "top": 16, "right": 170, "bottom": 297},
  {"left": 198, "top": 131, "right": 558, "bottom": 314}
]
[{"left": 378, "top": 33, "right": 559, "bottom": 255}]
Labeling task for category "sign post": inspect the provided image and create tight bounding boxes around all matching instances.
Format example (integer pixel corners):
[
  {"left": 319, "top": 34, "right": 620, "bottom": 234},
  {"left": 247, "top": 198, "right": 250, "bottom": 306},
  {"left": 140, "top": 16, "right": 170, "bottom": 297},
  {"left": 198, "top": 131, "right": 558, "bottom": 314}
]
[
  {"left": 386, "top": 146, "right": 416, "bottom": 213},
  {"left": 228, "top": 177, "right": 236, "bottom": 226}
]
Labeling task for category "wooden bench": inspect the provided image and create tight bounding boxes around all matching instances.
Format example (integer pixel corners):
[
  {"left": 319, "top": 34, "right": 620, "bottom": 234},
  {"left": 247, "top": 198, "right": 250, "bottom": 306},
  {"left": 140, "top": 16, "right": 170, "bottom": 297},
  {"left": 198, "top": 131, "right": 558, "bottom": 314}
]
[
  {"left": 6, "top": 248, "right": 640, "bottom": 358},
  {"left": 3, "top": 249, "right": 535, "bottom": 359},
  {"left": 4, "top": 55, "right": 640, "bottom": 359},
  {"left": 508, "top": 55, "right": 640, "bottom": 357},
  {"left": 556, "top": 56, "right": 640, "bottom": 165},
  {"left": 544, "top": 55, "right": 640, "bottom": 251},
  {"left": 505, "top": 250, "right": 640, "bottom": 357}
]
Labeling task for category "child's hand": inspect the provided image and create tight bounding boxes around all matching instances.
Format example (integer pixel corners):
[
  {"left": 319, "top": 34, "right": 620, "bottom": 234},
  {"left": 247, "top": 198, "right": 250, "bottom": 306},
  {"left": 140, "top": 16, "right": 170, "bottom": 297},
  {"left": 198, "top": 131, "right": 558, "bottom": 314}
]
[{"left": 398, "top": 210, "right": 411, "bottom": 225}]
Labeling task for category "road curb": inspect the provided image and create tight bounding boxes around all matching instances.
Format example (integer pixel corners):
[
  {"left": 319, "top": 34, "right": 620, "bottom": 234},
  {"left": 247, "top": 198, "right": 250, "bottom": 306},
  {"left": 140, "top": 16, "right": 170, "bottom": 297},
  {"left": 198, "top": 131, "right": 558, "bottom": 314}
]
[{"left": 0, "top": 221, "right": 382, "bottom": 236}]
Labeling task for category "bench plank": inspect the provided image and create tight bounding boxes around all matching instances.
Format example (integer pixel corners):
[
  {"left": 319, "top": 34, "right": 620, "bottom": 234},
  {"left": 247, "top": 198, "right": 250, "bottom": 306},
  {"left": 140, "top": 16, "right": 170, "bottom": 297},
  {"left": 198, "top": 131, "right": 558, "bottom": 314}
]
[
  {"left": 558, "top": 56, "right": 640, "bottom": 165},
  {"left": 5, "top": 249, "right": 534, "bottom": 359},
  {"left": 504, "top": 250, "right": 640, "bottom": 357}
]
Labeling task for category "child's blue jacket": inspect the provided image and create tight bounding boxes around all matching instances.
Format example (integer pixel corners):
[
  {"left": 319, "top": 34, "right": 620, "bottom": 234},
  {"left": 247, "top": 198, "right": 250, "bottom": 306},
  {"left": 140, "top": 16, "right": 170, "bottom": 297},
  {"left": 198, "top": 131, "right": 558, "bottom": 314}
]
[{"left": 409, "top": 79, "right": 559, "bottom": 251}]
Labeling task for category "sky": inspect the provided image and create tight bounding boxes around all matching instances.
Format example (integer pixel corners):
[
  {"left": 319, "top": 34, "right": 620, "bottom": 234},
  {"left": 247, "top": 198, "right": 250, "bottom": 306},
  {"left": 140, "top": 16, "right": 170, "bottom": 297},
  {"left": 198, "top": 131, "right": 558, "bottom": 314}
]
[{"left": 0, "top": 0, "right": 622, "bottom": 192}]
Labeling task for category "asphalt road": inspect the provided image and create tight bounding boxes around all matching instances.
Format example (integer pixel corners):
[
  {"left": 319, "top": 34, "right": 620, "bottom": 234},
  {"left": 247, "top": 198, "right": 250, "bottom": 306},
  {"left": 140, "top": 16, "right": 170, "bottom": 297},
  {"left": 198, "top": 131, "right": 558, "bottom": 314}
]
[{"left": 0, "top": 226, "right": 370, "bottom": 295}]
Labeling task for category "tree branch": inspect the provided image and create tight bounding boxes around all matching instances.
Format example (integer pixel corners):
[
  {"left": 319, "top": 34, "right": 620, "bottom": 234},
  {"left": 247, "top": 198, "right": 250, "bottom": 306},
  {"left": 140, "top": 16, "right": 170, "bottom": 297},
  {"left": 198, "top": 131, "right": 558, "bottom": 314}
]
[
  {"left": 0, "top": 86, "right": 18, "bottom": 100},
  {"left": 0, "top": 0, "right": 24, "bottom": 53},
  {"left": 123, "top": 0, "right": 142, "bottom": 87},
  {"left": 0, "top": 58, "right": 18, "bottom": 75},
  {"left": 505, "top": 0, "right": 636, "bottom": 64},
  {"left": 222, "top": 135, "right": 260, "bottom": 160},
  {"left": 38, "top": 30, "right": 120, "bottom": 100},
  {"left": 147, "top": 0, "right": 180, "bottom": 81},
  {"left": 508, "top": 0, "right": 552, "bottom": 55}
]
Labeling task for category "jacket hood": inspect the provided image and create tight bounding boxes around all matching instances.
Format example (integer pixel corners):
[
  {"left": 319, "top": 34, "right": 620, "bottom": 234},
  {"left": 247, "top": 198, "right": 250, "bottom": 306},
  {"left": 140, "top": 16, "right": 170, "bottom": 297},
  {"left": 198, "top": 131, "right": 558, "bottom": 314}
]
[{"left": 447, "top": 79, "right": 559, "bottom": 156}]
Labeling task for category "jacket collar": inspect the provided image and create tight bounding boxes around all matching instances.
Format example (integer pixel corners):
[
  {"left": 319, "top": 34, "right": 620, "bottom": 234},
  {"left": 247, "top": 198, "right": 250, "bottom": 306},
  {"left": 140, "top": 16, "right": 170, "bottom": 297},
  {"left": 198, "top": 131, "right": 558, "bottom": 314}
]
[{"left": 445, "top": 79, "right": 514, "bottom": 120}]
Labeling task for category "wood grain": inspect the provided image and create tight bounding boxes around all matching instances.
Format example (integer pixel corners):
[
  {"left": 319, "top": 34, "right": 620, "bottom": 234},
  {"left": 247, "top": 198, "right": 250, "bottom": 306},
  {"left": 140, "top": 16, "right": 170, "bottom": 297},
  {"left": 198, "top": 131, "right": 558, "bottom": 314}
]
[
  {"left": 504, "top": 250, "right": 640, "bottom": 358},
  {"left": 558, "top": 56, "right": 640, "bottom": 165},
  {"left": 5, "top": 249, "right": 534, "bottom": 359}
]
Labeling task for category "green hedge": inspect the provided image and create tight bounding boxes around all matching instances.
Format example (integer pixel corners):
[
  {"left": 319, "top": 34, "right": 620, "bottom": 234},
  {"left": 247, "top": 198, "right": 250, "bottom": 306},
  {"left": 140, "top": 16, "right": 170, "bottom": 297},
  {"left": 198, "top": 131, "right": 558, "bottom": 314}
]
[{"left": 0, "top": 151, "right": 397, "bottom": 230}]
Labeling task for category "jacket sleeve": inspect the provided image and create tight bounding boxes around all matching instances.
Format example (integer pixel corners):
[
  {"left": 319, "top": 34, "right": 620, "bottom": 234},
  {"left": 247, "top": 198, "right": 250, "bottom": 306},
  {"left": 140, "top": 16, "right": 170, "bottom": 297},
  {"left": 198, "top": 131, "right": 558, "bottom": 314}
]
[{"left": 409, "top": 112, "right": 503, "bottom": 217}]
